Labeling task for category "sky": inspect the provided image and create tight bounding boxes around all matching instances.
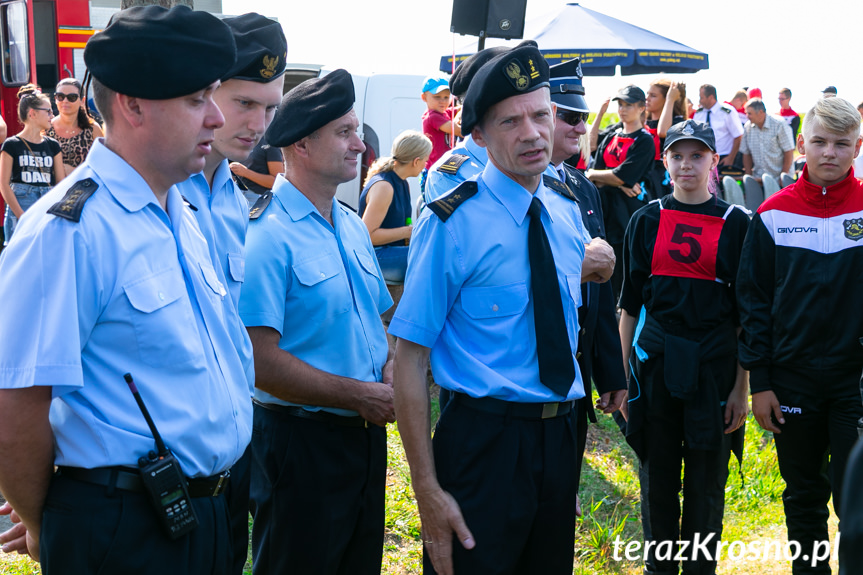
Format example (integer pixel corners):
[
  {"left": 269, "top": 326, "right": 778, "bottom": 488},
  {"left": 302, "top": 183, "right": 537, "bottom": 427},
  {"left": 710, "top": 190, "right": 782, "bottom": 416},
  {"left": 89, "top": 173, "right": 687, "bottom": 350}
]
[{"left": 221, "top": 0, "right": 862, "bottom": 115}]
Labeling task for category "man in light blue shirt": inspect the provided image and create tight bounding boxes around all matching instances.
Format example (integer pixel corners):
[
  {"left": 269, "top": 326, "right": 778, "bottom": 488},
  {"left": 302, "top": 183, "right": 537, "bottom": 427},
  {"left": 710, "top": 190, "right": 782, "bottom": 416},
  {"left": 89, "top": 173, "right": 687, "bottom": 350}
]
[
  {"left": 174, "top": 13, "right": 285, "bottom": 575},
  {"left": 0, "top": 7, "right": 250, "bottom": 574},
  {"left": 392, "top": 44, "right": 587, "bottom": 575},
  {"left": 239, "top": 69, "right": 394, "bottom": 575}
]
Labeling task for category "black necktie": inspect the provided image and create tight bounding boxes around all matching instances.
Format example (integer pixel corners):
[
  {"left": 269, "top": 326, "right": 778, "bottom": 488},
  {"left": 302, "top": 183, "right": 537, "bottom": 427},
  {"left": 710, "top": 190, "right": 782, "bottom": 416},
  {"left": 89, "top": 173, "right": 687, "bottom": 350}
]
[
  {"left": 705, "top": 110, "right": 712, "bottom": 126},
  {"left": 527, "top": 196, "right": 576, "bottom": 397}
]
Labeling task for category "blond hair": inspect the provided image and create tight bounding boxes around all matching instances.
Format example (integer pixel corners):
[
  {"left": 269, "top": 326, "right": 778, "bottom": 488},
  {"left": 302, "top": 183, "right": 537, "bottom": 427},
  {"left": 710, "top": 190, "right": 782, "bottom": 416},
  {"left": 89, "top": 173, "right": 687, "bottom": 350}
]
[
  {"left": 363, "top": 130, "right": 432, "bottom": 186},
  {"left": 803, "top": 97, "right": 862, "bottom": 138}
]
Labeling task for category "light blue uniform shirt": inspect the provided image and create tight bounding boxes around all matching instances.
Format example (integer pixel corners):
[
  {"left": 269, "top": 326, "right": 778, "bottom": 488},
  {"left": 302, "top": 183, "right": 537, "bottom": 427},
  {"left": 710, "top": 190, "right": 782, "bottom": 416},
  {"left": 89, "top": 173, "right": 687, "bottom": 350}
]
[
  {"left": 425, "top": 134, "right": 487, "bottom": 203},
  {"left": 239, "top": 175, "right": 393, "bottom": 416},
  {"left": 0, "top": 140, "right": 251, "bottom": 477},
  {"left": 390, "top": 161, "right": 587, "bottom": 403},
  {"left": 176, "top": 160, "right": 255, "bottom": 393}
]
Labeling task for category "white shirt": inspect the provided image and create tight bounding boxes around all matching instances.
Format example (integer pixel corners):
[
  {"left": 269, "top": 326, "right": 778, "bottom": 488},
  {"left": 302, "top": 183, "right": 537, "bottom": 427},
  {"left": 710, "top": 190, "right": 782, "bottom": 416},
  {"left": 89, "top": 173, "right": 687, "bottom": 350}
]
[{"left": 694, "top": 101, "right": 745, "bottom": 156}]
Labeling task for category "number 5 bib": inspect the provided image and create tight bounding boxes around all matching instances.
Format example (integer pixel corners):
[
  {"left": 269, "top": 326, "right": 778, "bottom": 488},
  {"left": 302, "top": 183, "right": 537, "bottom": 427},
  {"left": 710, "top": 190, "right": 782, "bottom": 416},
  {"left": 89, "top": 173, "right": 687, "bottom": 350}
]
[{"left": 651, "top": 203, "right": 737, "bottom": 281}]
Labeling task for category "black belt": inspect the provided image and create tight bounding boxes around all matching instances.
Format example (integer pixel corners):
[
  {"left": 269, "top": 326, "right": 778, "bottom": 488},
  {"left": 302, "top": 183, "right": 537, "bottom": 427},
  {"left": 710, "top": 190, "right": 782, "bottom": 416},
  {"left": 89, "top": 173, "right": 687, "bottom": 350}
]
[
  {"left": 253, "top": 399, "right": 369, "bottom": 428},
  {"left": 56, "top": 466, "right": 230, "bottom": 498},
  {"left": 453, "top": 392, "right": 574, "bottom": 419}
]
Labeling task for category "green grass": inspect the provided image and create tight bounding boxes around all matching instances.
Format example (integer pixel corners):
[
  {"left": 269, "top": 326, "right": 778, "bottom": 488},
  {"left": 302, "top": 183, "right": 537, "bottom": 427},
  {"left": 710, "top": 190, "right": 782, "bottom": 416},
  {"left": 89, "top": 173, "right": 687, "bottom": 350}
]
[{"left": 0, "top": 391, "right": 839, "bottom": 575}]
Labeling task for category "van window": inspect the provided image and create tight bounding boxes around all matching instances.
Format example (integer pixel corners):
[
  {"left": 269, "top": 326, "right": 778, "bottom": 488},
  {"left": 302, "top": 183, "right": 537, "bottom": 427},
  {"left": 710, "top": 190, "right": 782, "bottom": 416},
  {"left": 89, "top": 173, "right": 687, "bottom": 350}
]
[{"left": 1, "top": 0, "right": 29, "bottom": 86}]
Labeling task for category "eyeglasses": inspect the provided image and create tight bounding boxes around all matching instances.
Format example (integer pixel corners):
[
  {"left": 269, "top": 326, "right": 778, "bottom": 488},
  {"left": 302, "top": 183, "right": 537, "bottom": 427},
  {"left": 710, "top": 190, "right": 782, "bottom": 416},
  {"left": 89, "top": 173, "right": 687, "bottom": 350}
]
[
  {"left": 55, "top": 92, "right": 80, "bottom": 103},
  {"left": 33, "top": 108, "right": 52, "bottom": 113},
  {"left": 556, "top": 110, "right": 589, "bottom": 127}
]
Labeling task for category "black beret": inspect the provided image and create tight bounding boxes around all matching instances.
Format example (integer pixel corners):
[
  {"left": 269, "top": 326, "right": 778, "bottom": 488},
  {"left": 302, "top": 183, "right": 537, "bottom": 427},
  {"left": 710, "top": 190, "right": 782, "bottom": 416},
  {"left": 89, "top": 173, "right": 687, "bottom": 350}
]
[
  {"left": 265, "top": 69, "right": 355, "bottom": 148},
  {"left": 461, "top": 44, "right": 550, "bottom": 135},
  {"left": 84, "top": 5, "right": 236, "bottom": 100},
  {"left": 449, "top": 40, "right": 538, "bottom": 98},
  {"left": 222, "top": 13, "right": 287, "bottom": 83}
]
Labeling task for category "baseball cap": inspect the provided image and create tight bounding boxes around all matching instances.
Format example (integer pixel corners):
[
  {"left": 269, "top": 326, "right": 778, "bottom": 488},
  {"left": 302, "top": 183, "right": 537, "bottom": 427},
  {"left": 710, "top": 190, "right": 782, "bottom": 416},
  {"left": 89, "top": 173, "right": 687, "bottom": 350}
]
[
  {"left": 663, "top": 120, "right": 716, "bottom": 153},
  {"left": 612, "top": 85, "right": 646, "bottom": 104},
  {"left": 422, "top": 76, "right": 450, "bottom": 95},
  {"left": 822, "top": 86, "right": 838, "bottom": 95}
]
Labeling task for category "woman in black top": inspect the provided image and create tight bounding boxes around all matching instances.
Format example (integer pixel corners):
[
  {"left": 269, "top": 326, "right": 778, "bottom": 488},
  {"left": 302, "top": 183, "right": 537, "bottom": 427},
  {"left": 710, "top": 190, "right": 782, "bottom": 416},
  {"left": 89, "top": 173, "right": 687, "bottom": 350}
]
[
  {"left": 358, "top": 130, "right": 431, "bottom": 283},
  {"left": 619, "top": 121, "right": 749, "bottom": 575},
  {"left": 0, "top": 84, "right": 64, "bottom": 245},
  {"left": 586, "top": 85, "right": 656, "bottom": 300},
  {"left": 644, "top": 79, "right": 687, "bottom": 200}
]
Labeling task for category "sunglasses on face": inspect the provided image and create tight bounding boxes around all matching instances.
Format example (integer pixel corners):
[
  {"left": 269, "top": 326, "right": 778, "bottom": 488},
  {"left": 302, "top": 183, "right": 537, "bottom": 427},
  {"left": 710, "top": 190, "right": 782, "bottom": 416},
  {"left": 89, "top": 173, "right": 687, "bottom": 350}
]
[
  {"left": 55, "top": 93, "right": 80, "bottom": 103},
  {"left": 556, "top": 110, "right": 589, "bottom": 127}
]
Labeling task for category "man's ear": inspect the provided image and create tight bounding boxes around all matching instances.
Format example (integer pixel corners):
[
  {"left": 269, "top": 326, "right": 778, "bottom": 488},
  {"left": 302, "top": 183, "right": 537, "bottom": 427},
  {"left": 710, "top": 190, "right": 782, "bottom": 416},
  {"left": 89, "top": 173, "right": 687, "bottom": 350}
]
[
  {"left": 796, "top": 133, "right": 806, "bottom": 156},
  {"left": 114, "top": 93, "right": 144, "bottom": 128}
]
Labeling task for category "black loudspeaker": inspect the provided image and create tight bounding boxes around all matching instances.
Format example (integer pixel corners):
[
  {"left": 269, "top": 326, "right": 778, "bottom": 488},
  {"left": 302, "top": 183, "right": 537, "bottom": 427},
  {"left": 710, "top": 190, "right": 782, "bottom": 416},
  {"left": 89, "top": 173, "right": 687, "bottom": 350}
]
[{"left": 450, "top": 0, "right": 527, "bottom": 40}]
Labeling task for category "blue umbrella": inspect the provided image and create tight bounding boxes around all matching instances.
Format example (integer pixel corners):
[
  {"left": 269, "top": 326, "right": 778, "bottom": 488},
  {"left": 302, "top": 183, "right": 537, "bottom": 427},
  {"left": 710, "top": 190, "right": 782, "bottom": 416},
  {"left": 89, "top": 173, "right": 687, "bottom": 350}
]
[{"left": 440, "top": 3, "right": 708, "bottom": 76}]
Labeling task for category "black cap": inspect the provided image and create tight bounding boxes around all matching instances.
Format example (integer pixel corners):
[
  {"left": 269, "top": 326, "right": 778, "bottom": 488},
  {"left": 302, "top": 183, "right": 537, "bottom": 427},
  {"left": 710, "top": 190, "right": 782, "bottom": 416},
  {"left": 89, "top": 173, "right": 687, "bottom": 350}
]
[
  {"left": 612, "top": 85, "right": 646, "bottom": 104},
  {"left": 663, "top": 120, "right": 716, "bottom": 153},
  {"left": 222, "top": 13, "right": 287, "bottom": 83},
  {"left": 549, "top": 58, "right": 588, "bottom": 113},
  {"left": 461, "top": 44, "right": 550, "bottom": 135},
  {"left": 265, "top": 69, "right": 355, "bottom": 148},
  {"left": 84, "top": 5, "right": 236, "bottom": 100},
  {"left": 822, "top": 85, "right": 838, "bottom": 94},
  {"left": 449, "top": 40, "right": 538, "bottom": 99}
]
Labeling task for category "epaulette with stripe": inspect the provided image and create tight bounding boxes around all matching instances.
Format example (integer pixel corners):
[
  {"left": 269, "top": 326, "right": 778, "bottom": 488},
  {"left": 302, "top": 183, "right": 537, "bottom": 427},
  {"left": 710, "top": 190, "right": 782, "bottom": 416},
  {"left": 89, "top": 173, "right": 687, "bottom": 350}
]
[
  {"left": 338, "top": 199, "right": 357, "bottom": 213},
  {"left": 47, "top": 178, "right": 98, "bottom": 222},
  {"left": 436, "top": 154, "right": 469, "bottom": 175},
  {"left": 542, "top": 174, "right": 578, "bottom": 202},
  {"left": 426, "top": 181, "right": 478, "bottom": 222},
  {"left": 249, "top": 191, "right": 272, "bottom": 220}
]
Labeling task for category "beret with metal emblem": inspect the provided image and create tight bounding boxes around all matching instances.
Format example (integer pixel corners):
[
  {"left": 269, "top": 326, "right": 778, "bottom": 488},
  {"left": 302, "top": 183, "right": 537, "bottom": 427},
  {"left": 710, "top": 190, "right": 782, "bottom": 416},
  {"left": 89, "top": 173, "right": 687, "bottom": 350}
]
[
  {"left": 84, "top": 5, "right": 236, "bottom": 100},
  {"left": 265, "top": 69, "right": 355, "bottom": 148},
  {"left": 663, "top": 120, "right": 716, "bottom": 153},
  {"left": 549, "top": 58, "right": 588, "bottom": 113},
  {"left": 460, "top": 43, "right": 550, "bottom": 136},
  {"left": 449, "top": 40, "right": 537, "bottom": 99},
  {"left": 222, "top": 13, "right": 287, "bottom": 83}
]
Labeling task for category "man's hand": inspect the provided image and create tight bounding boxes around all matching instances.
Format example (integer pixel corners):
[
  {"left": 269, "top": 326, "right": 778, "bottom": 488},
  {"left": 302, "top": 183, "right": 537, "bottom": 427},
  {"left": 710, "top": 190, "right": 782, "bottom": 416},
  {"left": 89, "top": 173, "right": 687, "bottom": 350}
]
[
  {"left": 581, "top": 238, "right": 615, "bottom": 284},
  {"left": 356, "top": 381, "right": 395, "bottom": 427},
  {"left": 382, "top": 358, "right": 394, "bottom": 388},
  {"left": 719, "top": 155, "right": 734, "bottom": 167},
  {"left": 415, "top": 487, "right": 475, "bottom": 575},
  {"left": 751, "top": 390, "right": 784, "bottom": 433},
  {"left": 0, "top": 502, "right": 35, "bottom": 559},
  {"left": 595, "top": 389, "right": 626, "bottom": 414}
]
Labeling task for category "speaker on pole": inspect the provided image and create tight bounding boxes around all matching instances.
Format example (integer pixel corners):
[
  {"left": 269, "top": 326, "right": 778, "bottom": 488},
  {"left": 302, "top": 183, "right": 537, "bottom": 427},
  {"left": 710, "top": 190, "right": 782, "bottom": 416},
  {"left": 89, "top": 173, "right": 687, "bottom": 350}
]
[{"left": 450, "top": 0, "right": 527, "bottom": 40}]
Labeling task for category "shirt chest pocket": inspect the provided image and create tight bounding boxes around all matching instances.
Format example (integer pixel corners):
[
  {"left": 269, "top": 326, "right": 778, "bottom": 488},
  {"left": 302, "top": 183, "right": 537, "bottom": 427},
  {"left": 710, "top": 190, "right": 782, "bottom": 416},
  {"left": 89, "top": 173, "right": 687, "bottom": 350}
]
[
  {"left": 566, "top": 274, "right": 582, "bottom": 309},
  {"left": 354, "top": 249, "right": 382, "bottom": 300},
  {"left": 227, "top": 252, "right": 245, "bottom": 283},
  {"left": 292, "top": 254, "right": 351, "bottom": 317},
  {"left": 461, "top": 282, "right": 529, "bottom": 319},
  {"left": 123, "top": 268, "right": 202, "bottom": 367}
]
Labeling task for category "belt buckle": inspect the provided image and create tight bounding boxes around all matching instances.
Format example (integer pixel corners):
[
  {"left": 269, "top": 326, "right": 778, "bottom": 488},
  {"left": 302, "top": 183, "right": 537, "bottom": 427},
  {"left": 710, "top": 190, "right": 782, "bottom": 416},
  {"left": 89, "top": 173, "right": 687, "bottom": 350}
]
[
  {"left": 541, "top": 402, "right": 559, "bottom": 419},
  {"left": 212, "top": 470, "right": 230, "bottom": 496}
]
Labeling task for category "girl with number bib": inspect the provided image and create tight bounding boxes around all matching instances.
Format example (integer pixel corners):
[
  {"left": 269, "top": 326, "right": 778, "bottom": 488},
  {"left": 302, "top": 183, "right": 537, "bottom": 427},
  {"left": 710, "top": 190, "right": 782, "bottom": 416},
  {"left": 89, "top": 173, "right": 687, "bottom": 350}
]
[
  {"left": 0, "top": 84, "right": 64, "bottom": 244},
  {"left": 618, "top": 120, "right": 750, "bottom": 575}
]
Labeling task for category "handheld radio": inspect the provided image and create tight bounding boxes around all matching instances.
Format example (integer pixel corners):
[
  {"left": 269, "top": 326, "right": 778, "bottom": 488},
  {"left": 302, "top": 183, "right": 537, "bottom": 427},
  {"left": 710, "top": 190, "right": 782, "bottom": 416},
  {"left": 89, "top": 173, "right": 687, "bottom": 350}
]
[{"left": 124, "top": 373, "right": 199, "bottom": 539}]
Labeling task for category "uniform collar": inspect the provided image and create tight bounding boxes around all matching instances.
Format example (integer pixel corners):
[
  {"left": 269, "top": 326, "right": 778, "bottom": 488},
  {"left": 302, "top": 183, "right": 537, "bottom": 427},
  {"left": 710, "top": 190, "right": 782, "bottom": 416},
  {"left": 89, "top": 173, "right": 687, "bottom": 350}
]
[
  {"left": 464, "top": 135, "right": 487, "bottom": 162},
  {"left": 482, "top": 160, "right": 555, "bottom": 225},
  {"left": 211, "top": 159, "right": 233, "bottom": 194},
  {"left": 88, "top": 139, "right": 163, "bottom": 213},
  {"left": 272, "top": 174, "right": 335, "bottom": 225}
]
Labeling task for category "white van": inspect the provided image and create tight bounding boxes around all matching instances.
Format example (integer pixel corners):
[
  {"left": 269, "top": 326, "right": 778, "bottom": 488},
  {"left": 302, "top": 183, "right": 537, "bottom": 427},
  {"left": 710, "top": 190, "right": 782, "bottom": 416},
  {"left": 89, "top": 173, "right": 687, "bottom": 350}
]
[{"left": 282, "top": 65, "right": 428, "bottom": 211}]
